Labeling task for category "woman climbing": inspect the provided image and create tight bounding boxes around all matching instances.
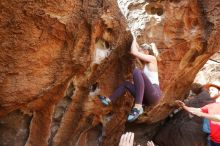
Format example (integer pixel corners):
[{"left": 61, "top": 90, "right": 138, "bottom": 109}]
[{"left": 98, "top": 36, "right": 162, "bottom": 122}]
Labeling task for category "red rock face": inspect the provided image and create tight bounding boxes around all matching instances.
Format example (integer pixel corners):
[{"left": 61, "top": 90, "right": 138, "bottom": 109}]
[
  {"left": 0, "top": 0, "right": 220, "bottom": 146},
  {"left": 0, "top": 0, "right": 73, "bottom": 114}
]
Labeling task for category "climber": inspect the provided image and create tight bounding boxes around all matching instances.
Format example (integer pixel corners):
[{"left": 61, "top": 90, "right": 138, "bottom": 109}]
[
  {"left": 98, "top": 36, "right": 162, "bottom": 122},
  {"left": 176, "top": 83, "right": 220, "bottom": 146}
]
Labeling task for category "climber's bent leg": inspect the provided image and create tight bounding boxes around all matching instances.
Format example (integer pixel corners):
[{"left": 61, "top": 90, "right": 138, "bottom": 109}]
[
  {"left": 127, "top": 68, "right": 146, "bottom": 122},
  {"left": 132, "top": 68, "right": 145, "bottom": 105},
  {"left": 141, "top": 71, "right": 161, "bottom": 105},
  {"left": 99, "top": 81, "right": 135, "bottom": 106},
  {"left": 109, "top": 81, "right": 135, "bottom": 101}
]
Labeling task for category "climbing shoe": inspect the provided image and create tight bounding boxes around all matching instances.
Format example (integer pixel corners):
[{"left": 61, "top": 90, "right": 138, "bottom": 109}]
[
  {"left": 98, "top": 95, "right": 111, "bottom": 106},
  {"left": 127, "top": 107, "right": 144, "bottom": 122}
]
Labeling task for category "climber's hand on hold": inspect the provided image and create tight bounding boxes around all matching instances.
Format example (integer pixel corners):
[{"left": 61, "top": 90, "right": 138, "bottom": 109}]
[
  {"left": 131, "top": 29, "right": 136, "bottom": 38},
  {"left": 132, "top": 33, "right": 135, "bottom": 38}
]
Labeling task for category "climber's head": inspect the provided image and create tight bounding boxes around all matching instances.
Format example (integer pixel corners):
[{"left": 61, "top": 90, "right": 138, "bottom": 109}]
[
  {"left": 203, "top": 83, "right": 220, "bottom": 100},
  {"left": 141, "top": 44, "right": 156, "bottom": 56}
]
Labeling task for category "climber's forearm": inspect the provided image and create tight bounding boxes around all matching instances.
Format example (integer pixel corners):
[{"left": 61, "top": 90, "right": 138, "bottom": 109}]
[{"left": 130, "top": 39, "right": 140, "bottom": 55}]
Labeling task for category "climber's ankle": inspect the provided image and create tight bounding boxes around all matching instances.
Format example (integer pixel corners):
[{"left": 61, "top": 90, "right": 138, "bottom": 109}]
[{"left": 134, "top": 104, "right": 142, "bottom": 110}]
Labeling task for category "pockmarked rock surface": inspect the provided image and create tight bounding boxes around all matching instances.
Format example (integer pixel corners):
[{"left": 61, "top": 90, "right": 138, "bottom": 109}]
[{"left": 0, "top": 0, "right": 220, "bottom": 146}]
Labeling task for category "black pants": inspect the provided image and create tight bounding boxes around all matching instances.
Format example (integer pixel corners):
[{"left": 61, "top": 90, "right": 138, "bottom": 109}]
[
  {"left": 211, "top": 140, "right": 220, "bottom": 146},
  {"left": 109, "top": 68, "right": 162, "bottom": 105}
]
